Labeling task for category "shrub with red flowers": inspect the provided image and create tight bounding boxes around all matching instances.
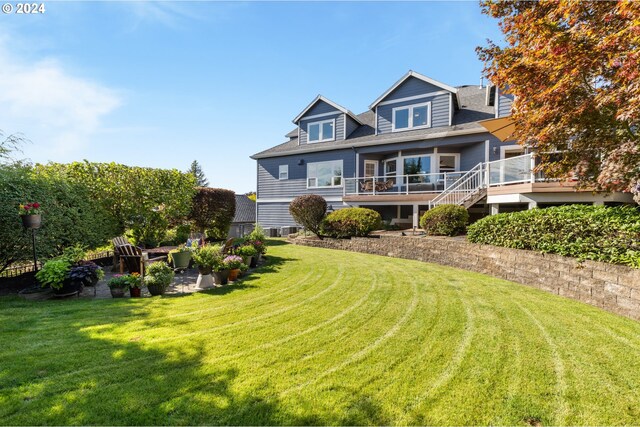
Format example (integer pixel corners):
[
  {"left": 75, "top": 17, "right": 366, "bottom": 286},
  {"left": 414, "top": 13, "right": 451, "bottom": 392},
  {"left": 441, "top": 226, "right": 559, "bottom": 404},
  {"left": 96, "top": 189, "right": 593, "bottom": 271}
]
[{"left": 18, "top": 202, "right": 41, "bottom": 215}]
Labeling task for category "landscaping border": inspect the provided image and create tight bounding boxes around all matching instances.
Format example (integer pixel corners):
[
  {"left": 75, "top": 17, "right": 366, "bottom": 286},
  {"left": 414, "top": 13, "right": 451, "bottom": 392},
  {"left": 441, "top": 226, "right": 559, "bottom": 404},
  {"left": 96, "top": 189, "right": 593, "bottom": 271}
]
[{"left": 290, "top": 235, "right": 640, "bottom": 321}]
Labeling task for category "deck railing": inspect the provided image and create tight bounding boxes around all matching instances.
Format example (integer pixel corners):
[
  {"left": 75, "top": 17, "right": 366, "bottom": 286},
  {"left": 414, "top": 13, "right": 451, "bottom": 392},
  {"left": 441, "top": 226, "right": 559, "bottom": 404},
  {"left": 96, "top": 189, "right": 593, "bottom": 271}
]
[
  {"left": 343, "top": 171, "right": 468, "bottom": 196},
  {"left": 428, "top": 163, "right": 485, "bottom": 208},
  {"left": 485, "top": 153, "right": 536, "bottom": 186}
]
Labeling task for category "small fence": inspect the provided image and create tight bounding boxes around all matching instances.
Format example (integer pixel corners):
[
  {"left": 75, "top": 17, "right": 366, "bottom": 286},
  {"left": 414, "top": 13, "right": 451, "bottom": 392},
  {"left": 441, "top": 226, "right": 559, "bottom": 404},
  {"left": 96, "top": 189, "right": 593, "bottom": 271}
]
[{"left": 0, "top": 250, "right": 114, "bottom": 278}]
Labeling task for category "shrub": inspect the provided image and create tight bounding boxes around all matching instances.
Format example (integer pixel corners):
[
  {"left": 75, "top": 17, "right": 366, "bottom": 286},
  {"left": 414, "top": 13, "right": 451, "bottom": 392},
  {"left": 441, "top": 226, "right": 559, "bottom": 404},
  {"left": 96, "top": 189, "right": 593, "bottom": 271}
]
[
  {"left": 289, "top": 195, "right": 327, "bottom": 236},
  {"left": 144, "top": 262, "right": 175, "bottom": 288},
  {"left": 321, "top": 208, "right": 382, "bottom": 238},
  {"left": 419, "top": 204, "right": 469, "bottom": 236},
  {"left": 467, "top": 205, "right": 640, "bottom": 268},
  {"left": 192, "top": 244, "right": 224, "bottom": 270},
  {"left": 236, "top": 245, "right": 258, "bottom": 257},
  {"left": 248, "top": 224, "right": 265, "bottom": 242},
  {"left": 189, "top": 187, "right": 236, "bottom": 239}
]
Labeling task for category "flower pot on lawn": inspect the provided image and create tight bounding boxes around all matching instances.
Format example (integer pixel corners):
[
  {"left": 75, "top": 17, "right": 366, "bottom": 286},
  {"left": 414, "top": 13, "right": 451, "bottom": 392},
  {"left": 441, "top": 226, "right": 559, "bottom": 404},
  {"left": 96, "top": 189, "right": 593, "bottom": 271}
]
[
  {"left": 147, "top": 284, "right": 166, "bottom": 296},
  {"left": 171, "top": 251, "right": 192, "bottom": 270},
  {"left": 228, "top": 268, "right": 240, "bottom": 282},
  {"left": 129, "top": 287, "right": 142, "bottom": 298},
  {"left": 21, "top": 214, "right": 41, "bottom": 229},
  {"left": 54, "top": 279, "right": 82, "bottom": 297},
  {"left": 242, "top": 256, "right": 253, "bottom": 268},
  {"left": 110, "top": 286, "right": 126, "bottom": 298},
  {"left": 250, "top": 256, "right": 258, "bottom": 268}
]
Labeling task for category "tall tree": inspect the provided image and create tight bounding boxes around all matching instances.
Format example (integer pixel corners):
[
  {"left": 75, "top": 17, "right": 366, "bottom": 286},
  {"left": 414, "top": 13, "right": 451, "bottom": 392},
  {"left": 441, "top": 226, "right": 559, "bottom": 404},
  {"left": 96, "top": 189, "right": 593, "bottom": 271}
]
[
  {"left": 188, "top": 160, "right": 209, "bottom": 187},
  {"left": 477, "top": 1, "right": 640, "bottom": 202}
]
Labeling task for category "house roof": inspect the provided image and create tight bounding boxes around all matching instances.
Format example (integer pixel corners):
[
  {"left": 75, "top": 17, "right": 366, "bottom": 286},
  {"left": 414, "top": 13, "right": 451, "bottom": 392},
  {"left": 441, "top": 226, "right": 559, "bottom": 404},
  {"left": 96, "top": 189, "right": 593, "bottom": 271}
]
[
  {"left": 252, "top": 85, "right": 494, "bottom": 160},
  {"left": 368, "top": 70, "right": 461, "bottom": 110},
  {"left": 233, "top": 195, "right": 256, "bottom": 223},
  {"left": 292, "top": 95, "right": 364, "bottom": 125}
]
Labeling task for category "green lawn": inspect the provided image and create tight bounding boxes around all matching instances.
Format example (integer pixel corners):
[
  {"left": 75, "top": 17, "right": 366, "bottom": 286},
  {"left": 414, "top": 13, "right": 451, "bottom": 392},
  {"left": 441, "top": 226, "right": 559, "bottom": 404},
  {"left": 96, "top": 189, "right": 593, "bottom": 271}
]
[{"left": 2, "top": 240, "right": 640, "bottom": 426}]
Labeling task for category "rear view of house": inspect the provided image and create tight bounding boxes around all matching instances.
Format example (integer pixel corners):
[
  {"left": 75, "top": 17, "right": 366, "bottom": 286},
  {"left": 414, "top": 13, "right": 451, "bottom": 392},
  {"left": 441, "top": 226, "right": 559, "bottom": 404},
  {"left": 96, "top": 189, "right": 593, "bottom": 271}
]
[{"left": 251, "top": 70, "right": 633, "bottom": 229}]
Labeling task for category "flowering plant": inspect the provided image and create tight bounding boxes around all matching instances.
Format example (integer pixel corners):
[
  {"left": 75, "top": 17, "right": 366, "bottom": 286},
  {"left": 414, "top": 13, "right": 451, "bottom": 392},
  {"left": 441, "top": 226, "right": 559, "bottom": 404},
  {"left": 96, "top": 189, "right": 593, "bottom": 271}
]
[
  {"left": 19, "top": 202, "right": 41, "bottom": 215},
  {"left": 124, "top": 272, "right": 143, "bottom": 289},
  {"left": 223, "top": 255, "right": 244, "bottom": 270},
  {"left": 108, "top": 274, "right": 130, "bottom": 290},
  {"left": 250, "top": 240, "right": 266, "bottom": 255}
]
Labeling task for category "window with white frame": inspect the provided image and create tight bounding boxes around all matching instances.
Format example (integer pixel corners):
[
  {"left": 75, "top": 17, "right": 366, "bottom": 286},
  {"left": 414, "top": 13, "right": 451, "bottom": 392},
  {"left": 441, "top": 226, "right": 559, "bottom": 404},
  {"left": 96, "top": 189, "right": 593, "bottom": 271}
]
[
  {"left": 278, "top": 165, "right": 288, "bottom": 180},
  {"left": 307, "top": 119, "right": 335, "bottom": 143},
  {"left": 392, "top": 102, "right": 431, "bottom": 131},
  {"left": 307, "top": 160, "right": 342, "bottom": 188}
]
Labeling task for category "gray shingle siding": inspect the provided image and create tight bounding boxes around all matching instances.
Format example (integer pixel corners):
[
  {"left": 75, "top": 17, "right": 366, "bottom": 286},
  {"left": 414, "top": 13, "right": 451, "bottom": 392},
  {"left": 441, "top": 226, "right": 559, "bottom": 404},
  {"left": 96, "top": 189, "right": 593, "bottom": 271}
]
[
  {"left": 377, "top": 93, "right": 450, "bottom": 134},
  {"left": 383, "top": 76, "right": 443, "bottom": 101},
  {"left": 304, "top": 100, "right": 338, "bottom": 116},
  {"left": 299, "top": 113, "right": 344, "bottom": 145},
  {"left": 496, "top": 89, "right": 514, "bottom": 118},
  {"left": 257, "top": 149, "right": 355, "bottom": 200},
  {"left": 257, "top": 203, "right": 297, "bottom": 228},
  {"left": 345, "top": 115, "right": 359, "bottom": 139}
]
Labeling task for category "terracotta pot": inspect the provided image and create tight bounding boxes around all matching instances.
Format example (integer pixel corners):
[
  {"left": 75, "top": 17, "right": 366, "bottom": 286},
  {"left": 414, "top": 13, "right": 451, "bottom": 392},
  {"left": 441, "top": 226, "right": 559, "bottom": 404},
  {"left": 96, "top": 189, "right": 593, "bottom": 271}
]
[
  {"left": 228, "top": 268, "right": 240, "bottom": 282},
  {"left": 110, "top": 286, "right": 126, "bottom": 298},
  {"left": 21, "top": 214, "right": 41, "bottom": 229},
  {"left": 130, "top": 287, "right": 141, "bottom": 298}
]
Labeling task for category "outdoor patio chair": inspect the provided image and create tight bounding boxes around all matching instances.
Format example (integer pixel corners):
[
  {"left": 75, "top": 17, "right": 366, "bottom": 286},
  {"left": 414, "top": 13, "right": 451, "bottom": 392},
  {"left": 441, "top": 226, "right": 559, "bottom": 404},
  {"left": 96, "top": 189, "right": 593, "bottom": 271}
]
[
  {"left": 222, "top": 238, "right": 235, "bottom": 254},
  {"left": 111, "top": 236, "right": 131, "bottom": 270},
  {"left": 115, "top": 244, "right": 166, "bottom": 275},
  {"left": 360, "top": 180, "right": 374, "bottom": 192}
]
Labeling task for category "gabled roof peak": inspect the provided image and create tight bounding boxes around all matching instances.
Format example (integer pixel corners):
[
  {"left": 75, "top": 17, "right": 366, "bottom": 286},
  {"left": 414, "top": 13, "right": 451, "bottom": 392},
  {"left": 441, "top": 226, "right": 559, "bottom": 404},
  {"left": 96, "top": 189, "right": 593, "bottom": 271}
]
[
  {"left": 293, "top": 95, "right": 363, "bottom": 125},
  {"left": 369, "top": 70, "right": 460, "bottom": 110}
]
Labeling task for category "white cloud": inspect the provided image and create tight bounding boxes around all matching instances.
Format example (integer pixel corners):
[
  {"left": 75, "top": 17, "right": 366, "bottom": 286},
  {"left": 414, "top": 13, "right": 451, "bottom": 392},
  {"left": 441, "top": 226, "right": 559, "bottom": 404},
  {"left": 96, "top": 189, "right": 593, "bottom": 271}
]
[{"left": 0, "top": 40, "right": 121, "bottom": 157}]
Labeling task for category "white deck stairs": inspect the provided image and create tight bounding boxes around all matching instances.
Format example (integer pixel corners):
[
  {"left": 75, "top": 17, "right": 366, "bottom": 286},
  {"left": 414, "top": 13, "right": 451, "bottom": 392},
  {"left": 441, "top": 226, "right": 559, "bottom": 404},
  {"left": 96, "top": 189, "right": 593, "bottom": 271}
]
[{"left": 428, "top": 163, "right": 486, "bottom": 209}]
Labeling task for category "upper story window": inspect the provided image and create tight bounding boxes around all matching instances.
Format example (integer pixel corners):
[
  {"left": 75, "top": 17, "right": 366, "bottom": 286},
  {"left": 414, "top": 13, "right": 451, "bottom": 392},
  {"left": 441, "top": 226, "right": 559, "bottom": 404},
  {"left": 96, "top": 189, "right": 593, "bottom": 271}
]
[
  {"left": 392, "top": 102, "right": 431, "bottom": 132},
  {"left": 278, "top": 165, "right": 288, "bottom": 180},
  {"left": 307, "top": 119, "right": 335, "bottom": 143},
  {"left": 307, "top": 160, "right": 342, "bottom": 188}
]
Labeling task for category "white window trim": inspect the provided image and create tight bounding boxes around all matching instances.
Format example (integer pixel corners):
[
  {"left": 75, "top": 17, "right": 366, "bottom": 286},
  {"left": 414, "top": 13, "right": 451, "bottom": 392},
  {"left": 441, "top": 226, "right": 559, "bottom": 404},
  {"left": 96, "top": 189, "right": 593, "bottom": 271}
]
[
  {"left": 363, "top": 160, "right": 378, "bottom": 178},
  {"left": 383, "top": 158, "right": 398, "bottom": 179},
  {"left": 435, "top": 153, "right": 460, "bottom": 172},
  {"left": 500, "top": 145, "right": 524, "bottom": 159},
  {"left": 391, "top": 102, "right": 432, "bottom": 132},
  {"left": 307, "top": 118, "right": 336, "bottom": 143},
  {"left": 278, "top": 164, "right": 289, "bottom": 180},
  {"left": 306, "top": 160, "right": 343, "bottom": 189}
]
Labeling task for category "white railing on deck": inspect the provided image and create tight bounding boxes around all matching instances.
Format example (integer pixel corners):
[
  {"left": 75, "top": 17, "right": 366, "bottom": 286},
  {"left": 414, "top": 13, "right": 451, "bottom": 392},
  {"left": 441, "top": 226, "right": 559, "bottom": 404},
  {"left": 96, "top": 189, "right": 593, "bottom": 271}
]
[
  {"left": 343, "top": 171, "right": 468, "bottom": 196},
  {"left": 485, "top": 153, "right": 535, "bottom": 186},
  {"left": 429, "top": 163, "right": 485, "bottom": 208}
]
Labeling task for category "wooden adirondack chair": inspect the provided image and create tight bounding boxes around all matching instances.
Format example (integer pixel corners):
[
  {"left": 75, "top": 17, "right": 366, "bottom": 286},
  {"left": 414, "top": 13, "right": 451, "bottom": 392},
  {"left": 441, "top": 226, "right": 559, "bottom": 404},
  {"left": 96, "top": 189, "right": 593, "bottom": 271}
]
[
  {"left": 222, "top": 238, "right": 235, "bottom": 255},
  {"left": 111, "top": 236, "right": 131, "bottom": 270},
  {"left": 115, "top": 244, "right": 152, "bottom": 275}
]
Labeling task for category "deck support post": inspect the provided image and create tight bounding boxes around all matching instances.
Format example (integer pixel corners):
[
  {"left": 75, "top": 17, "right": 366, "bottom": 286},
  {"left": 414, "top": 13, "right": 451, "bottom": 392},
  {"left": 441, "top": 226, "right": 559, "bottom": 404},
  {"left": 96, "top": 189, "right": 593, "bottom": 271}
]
[
  {"left": 490, "top": 204, "right": 499, "bottom": 215},
  {"left": 412, "top": 204, "right": 419, "bottom": 229}
]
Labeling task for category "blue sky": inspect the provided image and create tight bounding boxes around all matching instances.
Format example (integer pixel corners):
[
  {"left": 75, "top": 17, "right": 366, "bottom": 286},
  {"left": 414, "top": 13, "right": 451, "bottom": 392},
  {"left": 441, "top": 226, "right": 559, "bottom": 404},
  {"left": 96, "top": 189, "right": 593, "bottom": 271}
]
[{"left": 0, "top": 1, "right": 503, "bottom": 193}]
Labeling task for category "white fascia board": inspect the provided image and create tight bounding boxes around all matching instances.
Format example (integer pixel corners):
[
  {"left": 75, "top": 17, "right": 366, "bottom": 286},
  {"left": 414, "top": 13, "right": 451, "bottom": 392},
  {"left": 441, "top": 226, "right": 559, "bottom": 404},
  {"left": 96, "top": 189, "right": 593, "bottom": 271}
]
[{"left": 368, "top": 70, "right": 459, "bottom": 110}]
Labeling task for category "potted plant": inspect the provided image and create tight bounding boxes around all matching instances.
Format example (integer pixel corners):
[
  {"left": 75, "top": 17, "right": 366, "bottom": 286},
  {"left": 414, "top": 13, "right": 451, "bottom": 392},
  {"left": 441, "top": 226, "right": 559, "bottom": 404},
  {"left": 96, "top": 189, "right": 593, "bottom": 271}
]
[
  {"left": 68, "top": 261, "right": 104, "bottom": 288},
  {"left": 125, "top": 273, "right": 143, "bottom": 297},
  {"left": 192, "top": 244, "right": 224, "bottom": 289},
  {"left": 223, "top": 255, "right": 244, "bottom": 282},
  {"left": 144, "top": 262, "right": 174, "bottom": 296},
  {"left": 36, "top": 258, "right": 77, "bottom": 296},
  {"left": 236, "top": 245, "right": 257, "bottom": 269},
  {"left": 168, "top": 245, "right": 192, "bottom": 270},
  {"left": 107, "top": 275, "right": 129, "bottom": 298},
  {"left": 250, "top": 240, "right": 267, "bottom": 265},
  {"left": 19, "top": 201, "right": 42, "bottom": 229}
]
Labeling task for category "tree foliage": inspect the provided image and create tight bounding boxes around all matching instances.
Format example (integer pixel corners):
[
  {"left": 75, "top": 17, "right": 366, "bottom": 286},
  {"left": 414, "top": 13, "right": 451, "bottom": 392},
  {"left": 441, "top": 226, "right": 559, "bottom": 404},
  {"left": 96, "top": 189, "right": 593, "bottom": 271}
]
[
  {"left": 289, "top": 195, "right": 327, "bottom": 237},
  {"left": 189, "top": 187, "right": 236, "bottom": 239},
  {"left": 188, "top": 160, "right": 209, "bottom": 187},
  {"left": 477, "top": 1, "right": 640, "bottom": 202},
  {"left": 0, "top": 164, "right": 119, "bottom": 274},
  {"left": 35, "top": 161, "right": 196, "bottom": 247}
]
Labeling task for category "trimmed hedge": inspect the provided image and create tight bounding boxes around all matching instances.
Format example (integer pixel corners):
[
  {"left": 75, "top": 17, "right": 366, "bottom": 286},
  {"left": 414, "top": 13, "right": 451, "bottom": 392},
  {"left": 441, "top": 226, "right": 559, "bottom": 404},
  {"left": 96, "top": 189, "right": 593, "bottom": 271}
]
[
  {"left": 467, "top": 205, "right": 640, "bottom": 267},
  {"left": 321, "top": 207, "right": 382, "bottom": 238},
  {"left": 189, "top": 187, "right": 236, "bottom": 240},
  {"left": 420, "top": 204, "right": 469, "bottom": 236},
  {"left": 289, "top": 195, "right": 327, "bottom": 236}
]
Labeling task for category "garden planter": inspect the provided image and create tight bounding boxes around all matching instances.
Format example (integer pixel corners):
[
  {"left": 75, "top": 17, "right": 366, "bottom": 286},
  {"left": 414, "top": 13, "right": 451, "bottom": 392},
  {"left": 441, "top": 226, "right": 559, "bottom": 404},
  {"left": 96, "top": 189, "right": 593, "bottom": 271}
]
[
  {"left": 242, "top": 256, "right": 253, "bottom": 268},
  {"left": 147, "top": 284, "right": 166, "bottom": 296},
  {"left": 196, "top": 273, "right": 214, "bottom": 289},
  {"left": 110, "top": 287, "right": 126, "bottom": 298},
  {"left": 171, "top": 251, "right": 192, "bottom": 270},
  {"left": 129, "top": 287, "right": 142, "bottom": 298},
  {"left": 228, "top": 268, "right": 240, "bottom": 282},
  {"left": 21, "top": 214, "right": 41, "bottom": 229},
  {"left": 212, "top": 269, "right": 230, "bottom": 285},
  {"left": 250, "top": 256, "right": 258, "bottom": 268},
  {"left": 197, "top": 266, "right": 212, "bottom": 276},
  {"left": 53, "top": 279, "right": 82, "bottom": 297}
]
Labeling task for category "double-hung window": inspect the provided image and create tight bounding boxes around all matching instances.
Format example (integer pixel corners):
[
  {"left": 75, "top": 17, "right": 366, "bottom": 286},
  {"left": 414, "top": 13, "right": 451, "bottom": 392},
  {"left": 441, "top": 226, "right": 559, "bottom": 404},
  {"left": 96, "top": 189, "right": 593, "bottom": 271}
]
[
  {"left": 307, "top": 119, "right": 335, "bottom": 143},
  {"left": 278, "top": 165, "right": 288, "bottom": 180},
  {"left": 392, "top": 102, "right": 431, "bottom": 131},
  {"left": 307, "top": 160, "right": 343, "bottom": 188}
]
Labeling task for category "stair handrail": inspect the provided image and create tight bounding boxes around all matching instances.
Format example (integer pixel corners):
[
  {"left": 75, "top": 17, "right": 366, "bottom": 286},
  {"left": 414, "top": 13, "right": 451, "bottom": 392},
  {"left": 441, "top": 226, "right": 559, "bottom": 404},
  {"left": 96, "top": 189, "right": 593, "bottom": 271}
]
[{"left": 429, "top": 162, "right": 485, "bottom": 208}]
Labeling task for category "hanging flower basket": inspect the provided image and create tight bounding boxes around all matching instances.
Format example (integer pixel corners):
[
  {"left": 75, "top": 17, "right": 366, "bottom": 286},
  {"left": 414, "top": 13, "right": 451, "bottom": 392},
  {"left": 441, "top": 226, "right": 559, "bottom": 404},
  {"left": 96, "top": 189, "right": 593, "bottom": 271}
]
[{"left": 21, "top": 214, "right": 41, "bottom": 229}]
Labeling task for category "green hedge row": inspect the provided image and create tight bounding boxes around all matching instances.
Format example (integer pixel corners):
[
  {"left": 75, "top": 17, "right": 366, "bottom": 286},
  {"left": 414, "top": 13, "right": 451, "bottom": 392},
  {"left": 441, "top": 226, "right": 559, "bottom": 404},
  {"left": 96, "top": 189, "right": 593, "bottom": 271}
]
[
  {"left": 467, "top": 205, "right": 640, "bottom": 268},
  {"left": 321, "top": 207, "right": 382, "bottom": 238},
  {"left": 0, "top": 164, "right": 120, "bottom": 274}
]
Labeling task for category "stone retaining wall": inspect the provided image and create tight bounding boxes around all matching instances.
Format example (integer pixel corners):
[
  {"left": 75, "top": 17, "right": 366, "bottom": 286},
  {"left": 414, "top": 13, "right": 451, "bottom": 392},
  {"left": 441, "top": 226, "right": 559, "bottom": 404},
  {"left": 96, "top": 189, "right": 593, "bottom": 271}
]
[{"left": 290, "top": 235, "right": 640, "bottom": 321}]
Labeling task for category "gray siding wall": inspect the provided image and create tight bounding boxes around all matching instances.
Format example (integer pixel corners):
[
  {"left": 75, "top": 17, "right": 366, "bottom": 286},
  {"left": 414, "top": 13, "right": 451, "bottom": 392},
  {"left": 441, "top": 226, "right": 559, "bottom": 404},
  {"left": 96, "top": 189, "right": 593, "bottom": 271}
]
[
  {"left": 257, "top": 202, "right": 350, "bottom": 229},
  {"left": 377, "top": 93, "right": 450, "bottom": 134},
  {"left": 306, "top": 100, "right": 338, "bottom": 116},
  {"left": 384, "top": 77, "right": 442, "bottom": 101},
  {"left": 459, "top": 142, "right": 486, "bottom": 171},
  {"left": 299, "top": 112, "right": 344, "bottom": 145},
  {"left": 345, "top": 115, "right": 359, "bottom": 139},
  {"left": 257, "top": 149, "right": 356, "bottom": 199},
  {"left": 496, "top": 89, "right": 514, "bottom": 118}
]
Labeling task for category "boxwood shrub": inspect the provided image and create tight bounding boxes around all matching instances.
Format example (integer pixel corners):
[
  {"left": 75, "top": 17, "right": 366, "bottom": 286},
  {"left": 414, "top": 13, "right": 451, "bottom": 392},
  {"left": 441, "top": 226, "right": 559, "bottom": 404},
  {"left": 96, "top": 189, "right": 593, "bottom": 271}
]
[
  {"left": 321, "top": 207, "right": 382, "bottom": 238},
  {"left": 467, "top": 205, "right": 640, "bottom": 268},
  {"left": 419, "top": 204, "right": 469, "bottom": 236}
]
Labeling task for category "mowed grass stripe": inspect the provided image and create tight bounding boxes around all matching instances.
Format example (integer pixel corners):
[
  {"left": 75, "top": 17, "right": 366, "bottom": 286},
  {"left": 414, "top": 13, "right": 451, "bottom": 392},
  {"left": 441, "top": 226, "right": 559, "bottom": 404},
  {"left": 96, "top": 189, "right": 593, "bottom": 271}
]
[{"left": 2, "top": 240, "right": 640, "bottom": 425}]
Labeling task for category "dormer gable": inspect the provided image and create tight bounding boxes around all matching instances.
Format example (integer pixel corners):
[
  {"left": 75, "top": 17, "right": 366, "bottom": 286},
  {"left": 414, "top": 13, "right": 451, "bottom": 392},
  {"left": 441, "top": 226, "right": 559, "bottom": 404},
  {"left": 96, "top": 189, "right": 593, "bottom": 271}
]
[
  {"left": 371, "top": 71, "right": 460, "bottom": 135},
  {"left": 293, "top": 95, "right": 362, "bottom": 145}
]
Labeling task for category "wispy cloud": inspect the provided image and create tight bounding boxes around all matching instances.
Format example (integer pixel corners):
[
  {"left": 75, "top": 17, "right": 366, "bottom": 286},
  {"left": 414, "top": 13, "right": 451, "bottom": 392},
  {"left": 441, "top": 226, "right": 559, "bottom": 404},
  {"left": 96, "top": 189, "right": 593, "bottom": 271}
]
[{"left": 0, "top": 38, "right": 121, "bottom": 158}]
